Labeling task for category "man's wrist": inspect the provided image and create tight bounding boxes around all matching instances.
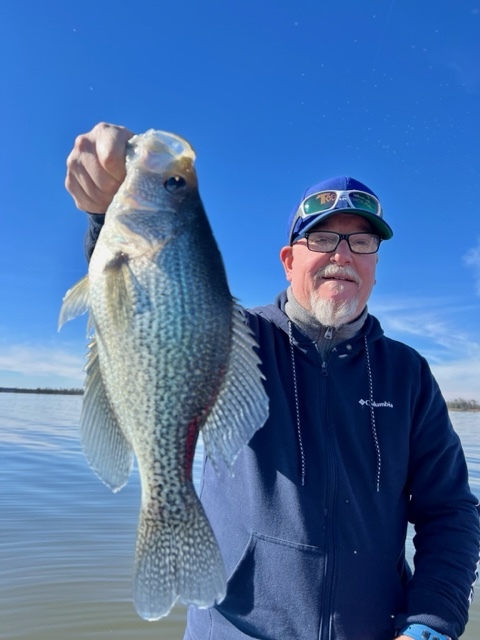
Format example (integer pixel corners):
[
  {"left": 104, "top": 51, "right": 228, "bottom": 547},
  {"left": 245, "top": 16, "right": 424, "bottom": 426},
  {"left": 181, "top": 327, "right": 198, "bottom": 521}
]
[{"left": 399, "top": 623, "right": 451, "bottom": 640}]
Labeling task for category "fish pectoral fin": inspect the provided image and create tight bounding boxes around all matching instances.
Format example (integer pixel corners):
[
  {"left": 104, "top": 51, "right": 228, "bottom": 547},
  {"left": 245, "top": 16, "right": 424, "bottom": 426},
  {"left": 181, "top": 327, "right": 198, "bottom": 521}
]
[
  {"left": 80, "top": 336, "right": 133, "bottom": 492},
  {"left": 58, "top": 275, "right": 90, "bottom": 330},
  {"left": 201, "top": 303, "right": 269, "bottom": 471},
  {"left": 102, "top": 253, "right": 138, "bottom": 332}
]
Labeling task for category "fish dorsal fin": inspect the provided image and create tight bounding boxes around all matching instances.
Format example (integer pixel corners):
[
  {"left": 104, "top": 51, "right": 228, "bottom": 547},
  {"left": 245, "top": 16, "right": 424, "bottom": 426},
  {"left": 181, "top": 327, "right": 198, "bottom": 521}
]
[
  {"left": 80, "top": 336, "right": 134, "bottom": 492},
  {"left": 58, "top": 275, "right": 90, "bottom": 329},
  {"left": 201, "top": 304, "right": 269, "bottom": 471}
]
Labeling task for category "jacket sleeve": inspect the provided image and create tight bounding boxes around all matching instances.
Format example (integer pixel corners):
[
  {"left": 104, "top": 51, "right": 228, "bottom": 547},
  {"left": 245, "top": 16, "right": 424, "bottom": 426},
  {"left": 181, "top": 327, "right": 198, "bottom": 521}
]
[
  {"left": 394, "top": 357, "right": 480, "bottom": 639},
  {"left": 84, "top": 214, "right": 105, "bottom": 263}
]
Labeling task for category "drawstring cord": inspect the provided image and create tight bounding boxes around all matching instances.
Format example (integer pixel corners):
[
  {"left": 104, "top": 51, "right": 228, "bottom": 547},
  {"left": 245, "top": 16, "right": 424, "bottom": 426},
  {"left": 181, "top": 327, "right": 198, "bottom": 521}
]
[
  {"left": 288, "top": 321, "right": 306, "bottom": 486},
  {"left": 364, "top": 335, "right": 382, "bottom": 492}
]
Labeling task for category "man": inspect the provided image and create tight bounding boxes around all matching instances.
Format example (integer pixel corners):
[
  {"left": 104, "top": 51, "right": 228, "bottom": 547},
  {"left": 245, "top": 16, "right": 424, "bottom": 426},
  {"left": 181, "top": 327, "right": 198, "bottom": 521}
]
[{"left": 66, "top": 123, "right": 480, "bottom": 640}]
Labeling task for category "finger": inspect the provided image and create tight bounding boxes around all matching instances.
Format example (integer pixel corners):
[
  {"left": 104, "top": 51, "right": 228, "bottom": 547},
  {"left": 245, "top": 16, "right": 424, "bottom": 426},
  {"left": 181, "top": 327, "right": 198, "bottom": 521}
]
[
  {"left": 69, "top": 149, "right": 121, "bottom": 201},
  {"left": 65, "top": 152, "right": 115, "bottom": 212},
  {"left": 65, "top": 168, "right": 113, "bottom": 214},
  {"left": 94, "top": 123, "right": 135, "bottom": 182},
  {"left": 66, "top": 137, "right": 124, "bottom": 212},
  {"left": 65, "top": 122, "right": 136, "bottom": 213}
]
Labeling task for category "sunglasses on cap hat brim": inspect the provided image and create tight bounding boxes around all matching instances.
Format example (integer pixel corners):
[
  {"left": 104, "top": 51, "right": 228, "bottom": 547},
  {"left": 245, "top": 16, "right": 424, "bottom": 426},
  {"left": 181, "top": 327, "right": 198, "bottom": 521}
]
[{"left": 289, "top": 189, "right": 392, "bottom": 244}]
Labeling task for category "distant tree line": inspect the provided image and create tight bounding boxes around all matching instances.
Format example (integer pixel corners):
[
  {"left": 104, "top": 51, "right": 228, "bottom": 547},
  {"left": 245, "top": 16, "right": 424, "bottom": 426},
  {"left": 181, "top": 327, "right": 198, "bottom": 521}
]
[
  {"left": 0, "top": 387, "right": 478, "bottom": 408},
  {"left": 0, "top": 387, "right": 83, "bottom": 396},
  {"left": 446, "top": 398, "right": 480, "bottom": 412}
]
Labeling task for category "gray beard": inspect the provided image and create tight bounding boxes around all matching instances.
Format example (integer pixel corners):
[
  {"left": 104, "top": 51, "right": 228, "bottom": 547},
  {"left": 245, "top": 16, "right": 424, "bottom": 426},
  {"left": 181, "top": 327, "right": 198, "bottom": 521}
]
[{"left": 309, "top": 294, "right": 360, "bottom": 328}]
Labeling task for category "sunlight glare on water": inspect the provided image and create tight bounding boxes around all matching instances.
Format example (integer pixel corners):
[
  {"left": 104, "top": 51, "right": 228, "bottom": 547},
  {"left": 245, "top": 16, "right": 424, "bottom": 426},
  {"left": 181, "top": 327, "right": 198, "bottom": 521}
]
[{"left": 1, "top": 393, "right": 479, "bottom": 639}]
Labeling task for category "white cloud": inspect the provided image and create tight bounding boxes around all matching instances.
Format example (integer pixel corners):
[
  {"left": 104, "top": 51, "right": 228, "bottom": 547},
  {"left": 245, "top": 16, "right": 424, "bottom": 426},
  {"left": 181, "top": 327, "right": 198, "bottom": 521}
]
[
  {"left": 431, "top": 358, "right": 480, "bottom": 402},
  {"left": 373, "top": 298, "right": 479, "bottom": 354},
  {"left": 371, "top": 295, "right": 480, "bottom": 401},
  {"left": 464, "top": 238, "right": 480, "bottom": 295},
  {"left": 0, "top": 343, "right": 85, "bottom": 388}
]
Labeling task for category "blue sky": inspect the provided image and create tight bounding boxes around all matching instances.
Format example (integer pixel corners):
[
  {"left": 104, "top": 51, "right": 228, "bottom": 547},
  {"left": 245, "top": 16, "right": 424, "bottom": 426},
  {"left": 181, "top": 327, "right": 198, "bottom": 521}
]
[{"left": 1, "top": 0, "right": 479, "bottom": 400}]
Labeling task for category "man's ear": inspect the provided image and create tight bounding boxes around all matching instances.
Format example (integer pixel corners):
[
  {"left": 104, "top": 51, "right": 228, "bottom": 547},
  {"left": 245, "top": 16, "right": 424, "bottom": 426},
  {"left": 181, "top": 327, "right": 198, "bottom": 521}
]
[{"left": 280, "top": 245, "right": 294, "bottom": 282}]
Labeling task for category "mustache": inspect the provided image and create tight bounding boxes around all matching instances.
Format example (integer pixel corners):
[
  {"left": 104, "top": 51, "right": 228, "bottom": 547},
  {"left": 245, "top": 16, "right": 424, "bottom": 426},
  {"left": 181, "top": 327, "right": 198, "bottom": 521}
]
[{"left": 314, "top": 264, "right": 362, "bottom": 286}]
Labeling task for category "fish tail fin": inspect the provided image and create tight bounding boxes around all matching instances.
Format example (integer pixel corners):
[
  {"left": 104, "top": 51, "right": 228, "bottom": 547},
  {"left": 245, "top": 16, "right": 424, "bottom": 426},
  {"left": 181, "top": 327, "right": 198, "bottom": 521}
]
[{"left": 133, "top": 496, "right": 226, "bottom": 620}]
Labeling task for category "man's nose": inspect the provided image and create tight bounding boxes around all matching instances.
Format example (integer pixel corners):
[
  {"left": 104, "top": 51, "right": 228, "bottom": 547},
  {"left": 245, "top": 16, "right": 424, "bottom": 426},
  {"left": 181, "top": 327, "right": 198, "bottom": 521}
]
[{"left": 330, "top": 238, "right": 352, "bottom": 264}]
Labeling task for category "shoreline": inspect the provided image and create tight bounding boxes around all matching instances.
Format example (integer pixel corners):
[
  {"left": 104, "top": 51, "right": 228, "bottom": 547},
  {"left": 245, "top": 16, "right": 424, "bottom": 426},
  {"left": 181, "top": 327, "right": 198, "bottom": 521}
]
[
  {"left": 0, "top": 387, "right": 83, "bottom": 396},
  {"left": 448, "top": 408, "right": 480, "bottom": 413},
  {"left": 0, "top": 387, "right": 478, "bottom": 410}
]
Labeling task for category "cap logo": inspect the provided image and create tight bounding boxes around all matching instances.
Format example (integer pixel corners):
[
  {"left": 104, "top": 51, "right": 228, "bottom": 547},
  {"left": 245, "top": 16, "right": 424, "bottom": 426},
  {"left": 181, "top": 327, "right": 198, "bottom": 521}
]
[{"left": 315, "top": 192, "right": 336, "bottom": 205}]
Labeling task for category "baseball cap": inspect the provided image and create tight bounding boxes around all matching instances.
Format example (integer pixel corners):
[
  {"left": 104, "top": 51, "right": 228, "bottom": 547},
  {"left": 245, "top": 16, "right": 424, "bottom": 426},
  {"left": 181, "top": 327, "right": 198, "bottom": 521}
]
[{"left": 287, "top": 176, "right": 393, "bottom": 244}]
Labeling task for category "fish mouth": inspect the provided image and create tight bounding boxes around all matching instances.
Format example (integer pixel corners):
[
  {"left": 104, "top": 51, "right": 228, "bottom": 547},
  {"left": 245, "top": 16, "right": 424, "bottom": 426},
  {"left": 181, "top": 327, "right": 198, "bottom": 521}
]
[{"left": 126, "top": 130, "right": 196, "bottom": 175}]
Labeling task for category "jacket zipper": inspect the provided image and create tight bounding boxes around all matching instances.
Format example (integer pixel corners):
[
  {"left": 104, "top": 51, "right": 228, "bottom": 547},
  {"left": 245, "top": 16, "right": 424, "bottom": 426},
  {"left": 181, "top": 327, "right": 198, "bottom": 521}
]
[
  {"left": 319, "top": 354, "right": 338, "bottom": 640},
  {"left": 321, "top": 346, "right": 336, "bottom": 377}
]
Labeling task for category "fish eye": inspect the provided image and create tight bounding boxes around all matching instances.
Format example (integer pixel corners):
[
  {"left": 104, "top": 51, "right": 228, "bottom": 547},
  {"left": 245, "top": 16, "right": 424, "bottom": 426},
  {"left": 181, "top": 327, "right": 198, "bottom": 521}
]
[{"left": 164, "top": 175, "right": 187, "bottom": 193}]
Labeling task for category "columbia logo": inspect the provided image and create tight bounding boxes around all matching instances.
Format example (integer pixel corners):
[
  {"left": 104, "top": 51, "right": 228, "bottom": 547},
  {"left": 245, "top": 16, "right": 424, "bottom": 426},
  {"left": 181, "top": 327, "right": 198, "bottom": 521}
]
[{"left": 359, "top": 399, "right": 393, "bottom": 408}]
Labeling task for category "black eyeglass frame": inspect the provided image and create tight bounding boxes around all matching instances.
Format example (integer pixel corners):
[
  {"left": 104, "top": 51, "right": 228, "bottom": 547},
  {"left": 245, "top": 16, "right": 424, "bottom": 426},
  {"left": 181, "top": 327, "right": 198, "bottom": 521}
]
[{"left": 303, "top": 231, "right": 381, "bottom": 254}]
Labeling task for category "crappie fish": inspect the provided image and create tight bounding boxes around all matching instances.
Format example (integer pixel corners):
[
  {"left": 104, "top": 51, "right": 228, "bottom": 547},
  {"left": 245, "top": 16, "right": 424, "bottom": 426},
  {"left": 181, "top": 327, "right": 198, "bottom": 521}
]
[{"left": 59, "top": 130, "right": 269, "bottom": 620}]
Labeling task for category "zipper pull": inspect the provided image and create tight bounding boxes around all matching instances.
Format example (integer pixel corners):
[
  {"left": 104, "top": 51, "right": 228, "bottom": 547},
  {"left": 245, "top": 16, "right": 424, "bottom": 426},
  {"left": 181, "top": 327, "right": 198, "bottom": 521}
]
[
  {"left": 321, "top": 361, "right": 328, "bottom": 376},
  {"left": 324, "top": 326, "right": 334, "bottom": 339}
]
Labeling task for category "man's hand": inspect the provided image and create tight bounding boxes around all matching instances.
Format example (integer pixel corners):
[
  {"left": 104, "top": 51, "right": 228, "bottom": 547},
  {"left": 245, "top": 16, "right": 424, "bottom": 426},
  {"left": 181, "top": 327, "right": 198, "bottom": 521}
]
[{"left": 65, "top": 122, "right": 134, "bottom": 213}]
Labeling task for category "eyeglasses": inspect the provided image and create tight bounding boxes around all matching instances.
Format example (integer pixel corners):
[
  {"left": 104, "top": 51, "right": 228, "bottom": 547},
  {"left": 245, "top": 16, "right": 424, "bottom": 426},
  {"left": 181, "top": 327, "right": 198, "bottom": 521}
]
[
  {"left": 290, "top": 189, "right": 383, "bottom": 241},
  {"left": 304, "top": 231, "right": 381, "bottom": 254}
]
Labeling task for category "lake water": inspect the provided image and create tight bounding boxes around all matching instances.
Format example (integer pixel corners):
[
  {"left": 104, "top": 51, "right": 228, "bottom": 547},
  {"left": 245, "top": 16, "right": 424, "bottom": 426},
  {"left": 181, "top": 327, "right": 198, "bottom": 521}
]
[{"left": 1, "top": 392, "right": 480, "bottom": 639}]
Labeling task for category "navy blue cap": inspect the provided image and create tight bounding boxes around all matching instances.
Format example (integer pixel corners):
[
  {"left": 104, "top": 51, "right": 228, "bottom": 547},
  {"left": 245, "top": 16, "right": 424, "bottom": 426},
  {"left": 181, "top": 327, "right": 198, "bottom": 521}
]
[{"left": 287, "top": 175, "right": 393, "bottom": 244}]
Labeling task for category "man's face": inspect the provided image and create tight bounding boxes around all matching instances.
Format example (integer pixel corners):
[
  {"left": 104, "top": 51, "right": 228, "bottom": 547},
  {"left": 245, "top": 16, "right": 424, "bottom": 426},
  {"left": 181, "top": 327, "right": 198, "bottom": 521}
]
[{"left": 280, "top": 213, "right": 379, "bottom": 326}]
